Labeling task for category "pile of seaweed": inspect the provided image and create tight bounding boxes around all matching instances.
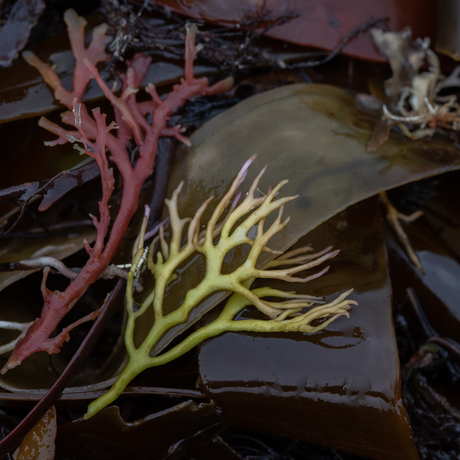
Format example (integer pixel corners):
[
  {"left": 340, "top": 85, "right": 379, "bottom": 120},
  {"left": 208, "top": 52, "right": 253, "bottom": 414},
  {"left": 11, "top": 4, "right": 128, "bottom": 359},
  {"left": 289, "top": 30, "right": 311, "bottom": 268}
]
[{"left": 0, "top": 1, "right": 459, "bottom": 459}]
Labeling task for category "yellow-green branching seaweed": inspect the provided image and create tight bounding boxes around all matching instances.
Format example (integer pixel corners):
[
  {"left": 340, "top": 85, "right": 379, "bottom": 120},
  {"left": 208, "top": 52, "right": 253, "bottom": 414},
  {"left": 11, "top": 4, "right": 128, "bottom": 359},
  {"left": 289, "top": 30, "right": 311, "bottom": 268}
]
[{"left": 85, "top": 156, "right": 357, "bottom": 418}]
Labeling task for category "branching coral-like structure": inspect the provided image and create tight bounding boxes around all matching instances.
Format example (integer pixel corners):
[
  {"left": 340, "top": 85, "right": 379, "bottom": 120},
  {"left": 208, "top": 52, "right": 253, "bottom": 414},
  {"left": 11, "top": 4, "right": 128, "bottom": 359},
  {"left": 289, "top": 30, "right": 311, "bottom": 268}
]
[
  {"left": 1, "top": 10, "right": 232, "bottom": 373},
  {"left": 85, "top": 157, "right": 357, "bottom": 418},
  {"left": 371, "top": 27, "right": 460, "bottom": 140}
]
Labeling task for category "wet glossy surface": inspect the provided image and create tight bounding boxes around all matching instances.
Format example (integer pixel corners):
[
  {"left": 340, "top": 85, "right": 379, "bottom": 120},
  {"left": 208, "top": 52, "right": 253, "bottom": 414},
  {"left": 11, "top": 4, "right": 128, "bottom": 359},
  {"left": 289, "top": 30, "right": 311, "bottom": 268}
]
[
  {"left": 3, "top": 83, "right": 459, "bottom": 397},
  {"left": 156, "top": 83, "right": 460, "bottom": 353},
  {"left": 198, "top": 198, "right": 419, "bottom": 459},
  {"left": 55, "top": 401, "right": 234, "bottom": 460},
  {"left": 0, "top": 274, "right": 127, "bottom": 393},
  {"left": 13, "top": 406, "right": 56, "bottom": 460}
]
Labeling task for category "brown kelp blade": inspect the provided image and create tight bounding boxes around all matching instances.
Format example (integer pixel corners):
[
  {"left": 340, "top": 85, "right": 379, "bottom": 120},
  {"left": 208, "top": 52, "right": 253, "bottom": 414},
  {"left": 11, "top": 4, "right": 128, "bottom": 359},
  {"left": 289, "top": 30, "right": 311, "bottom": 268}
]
[
  {"left": 198, "top": 197, "right": 419, "bottom": 460},
  {"left": 151, "top": 83, "right": 460, "bottom": 355},
  {"left": 3, "top": 83, "right": 460, "bottom": 394}
]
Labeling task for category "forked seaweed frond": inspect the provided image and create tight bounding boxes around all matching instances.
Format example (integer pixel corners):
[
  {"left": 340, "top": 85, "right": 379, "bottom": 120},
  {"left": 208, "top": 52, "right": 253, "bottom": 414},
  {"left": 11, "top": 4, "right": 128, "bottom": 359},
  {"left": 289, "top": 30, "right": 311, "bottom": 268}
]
[{"left": 86, "top": 156, "right": 357, "bottom": 418}]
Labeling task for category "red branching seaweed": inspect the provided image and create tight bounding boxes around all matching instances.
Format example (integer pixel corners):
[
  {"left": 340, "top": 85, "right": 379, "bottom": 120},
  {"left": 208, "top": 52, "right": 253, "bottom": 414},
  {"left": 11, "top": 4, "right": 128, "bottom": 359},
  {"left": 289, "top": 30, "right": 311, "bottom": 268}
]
[{"left": 1, "top": 11, "right": 233, "bottom": 373}]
